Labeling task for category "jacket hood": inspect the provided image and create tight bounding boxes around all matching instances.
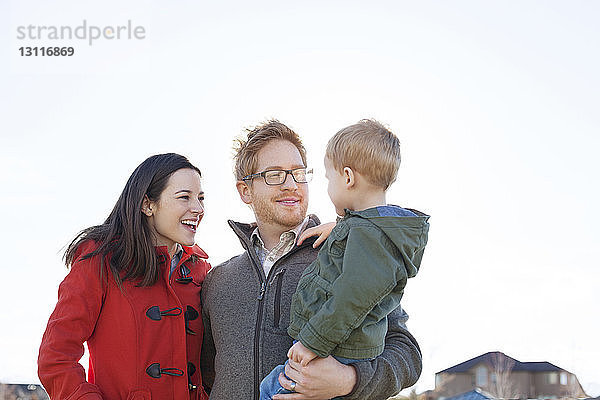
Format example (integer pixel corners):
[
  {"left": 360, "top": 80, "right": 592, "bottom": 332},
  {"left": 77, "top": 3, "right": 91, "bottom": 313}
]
[{"left": 344, "top": 206, "right": 430, "bottom": 278}]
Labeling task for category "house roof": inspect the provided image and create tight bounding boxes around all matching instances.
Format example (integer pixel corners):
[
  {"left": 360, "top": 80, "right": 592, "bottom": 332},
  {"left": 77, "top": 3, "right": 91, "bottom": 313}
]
[
  {"left": 445, "top": 388, "right": 497, "bottom": 400},
  {"left": 437, "top": 352, "right": 563, "bottom": 374}
]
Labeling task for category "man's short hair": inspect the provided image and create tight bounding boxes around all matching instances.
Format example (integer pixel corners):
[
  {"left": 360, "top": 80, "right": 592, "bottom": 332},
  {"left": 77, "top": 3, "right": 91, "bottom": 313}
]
[
  {"left": 233, "top": 120, "right": 307, "bottom": 181},
  {"left": 326, "top": 119, "right": 401, "bottom": 190}
]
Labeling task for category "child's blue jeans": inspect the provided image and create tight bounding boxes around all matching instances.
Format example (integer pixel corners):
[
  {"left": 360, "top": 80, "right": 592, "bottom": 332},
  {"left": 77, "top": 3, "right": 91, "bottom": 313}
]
[{"left": 259, "top": 355, "right": 361, "bottom": 400}]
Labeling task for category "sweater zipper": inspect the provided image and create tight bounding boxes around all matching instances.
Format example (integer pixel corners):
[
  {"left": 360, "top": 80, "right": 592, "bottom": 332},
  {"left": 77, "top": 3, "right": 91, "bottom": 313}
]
[
  {"left": 228, "top": 220, "right": 317, "bottom": 400},
  {"left": 252, "top": 262, "right": 280, "bottom": 400},
  {"left": 270, "top": 268, "right": 286, "bottom": 329},
  {"left": 251, "top": 244, "right": 313, "bottom": 400},
  {"left": 257, "top": 282, "right": 266, "bottom": 300},
  {"left": 253, "top": 280, "right": 266, "bottom": 400}
]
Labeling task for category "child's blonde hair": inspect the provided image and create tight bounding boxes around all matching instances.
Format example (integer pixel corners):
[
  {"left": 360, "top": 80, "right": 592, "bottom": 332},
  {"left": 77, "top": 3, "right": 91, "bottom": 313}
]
[{"left": 326, "top": 119, "right": 401, "bottom": 190}]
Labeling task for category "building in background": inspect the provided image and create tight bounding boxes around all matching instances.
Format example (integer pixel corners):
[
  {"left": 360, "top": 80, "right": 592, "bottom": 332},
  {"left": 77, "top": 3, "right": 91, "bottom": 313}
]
[
  {"left": 444, "top": 388, "right": 499, "bottom": 400},
  {"left": 427, "top": 351, "right": 587, "bottom": 400},
  {"left": 0, "top": 383, "right": 49, "bottom": 400}
]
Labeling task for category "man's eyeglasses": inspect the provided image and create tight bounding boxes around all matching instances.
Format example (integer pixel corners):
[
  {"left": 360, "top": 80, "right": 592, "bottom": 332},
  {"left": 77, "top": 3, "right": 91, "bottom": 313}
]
[{"left": 242, "top": 168, "right": 313, "bottom": 186}]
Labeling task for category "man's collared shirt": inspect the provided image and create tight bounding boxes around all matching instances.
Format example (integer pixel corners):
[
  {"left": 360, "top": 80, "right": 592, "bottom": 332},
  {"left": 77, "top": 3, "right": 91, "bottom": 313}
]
[{"left": 251, "top": 217, "right": 309, "bottom": 278}]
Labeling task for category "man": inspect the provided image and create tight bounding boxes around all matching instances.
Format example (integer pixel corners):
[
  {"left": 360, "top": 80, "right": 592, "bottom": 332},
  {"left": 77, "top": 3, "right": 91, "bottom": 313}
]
[{"left": 201, "top": 120, "right": 422, "bottom": 399}]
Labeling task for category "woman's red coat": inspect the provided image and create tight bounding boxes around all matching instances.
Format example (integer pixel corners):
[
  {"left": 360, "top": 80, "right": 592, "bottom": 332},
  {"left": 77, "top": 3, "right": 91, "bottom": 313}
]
[{"left": 38, "top": 241, "right": 211, "bottom": 400}]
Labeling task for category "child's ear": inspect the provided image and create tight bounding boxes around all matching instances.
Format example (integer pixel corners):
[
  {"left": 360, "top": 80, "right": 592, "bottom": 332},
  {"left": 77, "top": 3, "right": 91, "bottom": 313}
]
[{"left": 343, "top": 167, "right": 356, "bottom": 188}]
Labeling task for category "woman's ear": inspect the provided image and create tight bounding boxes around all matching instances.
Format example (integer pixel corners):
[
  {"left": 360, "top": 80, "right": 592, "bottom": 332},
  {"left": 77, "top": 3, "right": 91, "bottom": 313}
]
[
  {"left": 343, "top": 167, "right": 356, "bottom": 188},
  {"left": 142, "top": 195, "right": 154, "bottom": 216},
  {"left": 236, "top": 181, "right": 254, "bottom": 205}
]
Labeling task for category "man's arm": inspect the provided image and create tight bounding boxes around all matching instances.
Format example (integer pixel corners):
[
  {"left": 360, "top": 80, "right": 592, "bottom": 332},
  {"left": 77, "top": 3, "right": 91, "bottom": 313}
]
[
  {"left": 276, "top": 305, "right": 421, "bottom": 399},
  {"left": 345, "top": 305, "right": 422, "bottom": 399}
]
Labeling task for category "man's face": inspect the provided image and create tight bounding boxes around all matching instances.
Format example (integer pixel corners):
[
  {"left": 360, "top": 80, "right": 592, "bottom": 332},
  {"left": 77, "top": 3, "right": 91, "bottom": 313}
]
[{"left": 241, "top": 139, "right": 309, "bottom": 231}]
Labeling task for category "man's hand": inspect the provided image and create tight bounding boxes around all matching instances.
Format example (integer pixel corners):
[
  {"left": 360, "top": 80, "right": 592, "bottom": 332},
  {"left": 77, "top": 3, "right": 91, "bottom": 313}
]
[
  {"left": 287, "top": 341, "right": 318, "bottom": 367},
  {"left": 297, "top": 222, "right": 336, "bottom": 248},
  {"left": 272, "top": 356, "right": 357, "bottom": 399}
]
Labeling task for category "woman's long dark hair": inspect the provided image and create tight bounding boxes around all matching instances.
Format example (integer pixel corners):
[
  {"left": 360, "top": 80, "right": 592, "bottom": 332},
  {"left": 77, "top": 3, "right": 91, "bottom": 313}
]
[{"left": 64, "top": 153, "right": 202, "bottom": 287}]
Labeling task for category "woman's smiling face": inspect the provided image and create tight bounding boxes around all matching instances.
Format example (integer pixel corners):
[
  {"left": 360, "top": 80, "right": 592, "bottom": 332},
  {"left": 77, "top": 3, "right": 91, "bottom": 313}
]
[{"left": 145, "top": 168, "right": 204, "bottom": 255}]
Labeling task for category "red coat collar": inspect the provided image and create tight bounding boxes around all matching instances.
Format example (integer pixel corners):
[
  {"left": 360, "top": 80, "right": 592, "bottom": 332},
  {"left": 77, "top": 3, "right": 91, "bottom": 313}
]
[{"left": 154, "top": 244, "right": 209, "bottom": 260}]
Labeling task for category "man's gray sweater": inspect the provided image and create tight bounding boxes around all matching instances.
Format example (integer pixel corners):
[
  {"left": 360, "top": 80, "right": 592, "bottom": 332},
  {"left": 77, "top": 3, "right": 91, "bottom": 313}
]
[{"left": 201, "top": 215, "right": 422, "bottom": 400}]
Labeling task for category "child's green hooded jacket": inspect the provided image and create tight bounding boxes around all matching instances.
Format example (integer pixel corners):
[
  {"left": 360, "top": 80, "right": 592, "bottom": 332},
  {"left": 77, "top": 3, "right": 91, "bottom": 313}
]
[{"left": 288, "top": 206, "right": 430, "bottom": 359}]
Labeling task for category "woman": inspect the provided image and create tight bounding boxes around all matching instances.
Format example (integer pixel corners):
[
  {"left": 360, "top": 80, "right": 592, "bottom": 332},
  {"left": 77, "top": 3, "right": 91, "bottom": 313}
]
[{"left": 38, "top": 153, "right": 211, "bottom": 400}]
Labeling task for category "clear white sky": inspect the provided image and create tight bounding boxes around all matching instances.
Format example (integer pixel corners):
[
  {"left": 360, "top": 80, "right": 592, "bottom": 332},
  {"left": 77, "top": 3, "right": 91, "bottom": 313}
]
[{"left": 1, "top": 0, "right": 598, "bottom": 396}]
